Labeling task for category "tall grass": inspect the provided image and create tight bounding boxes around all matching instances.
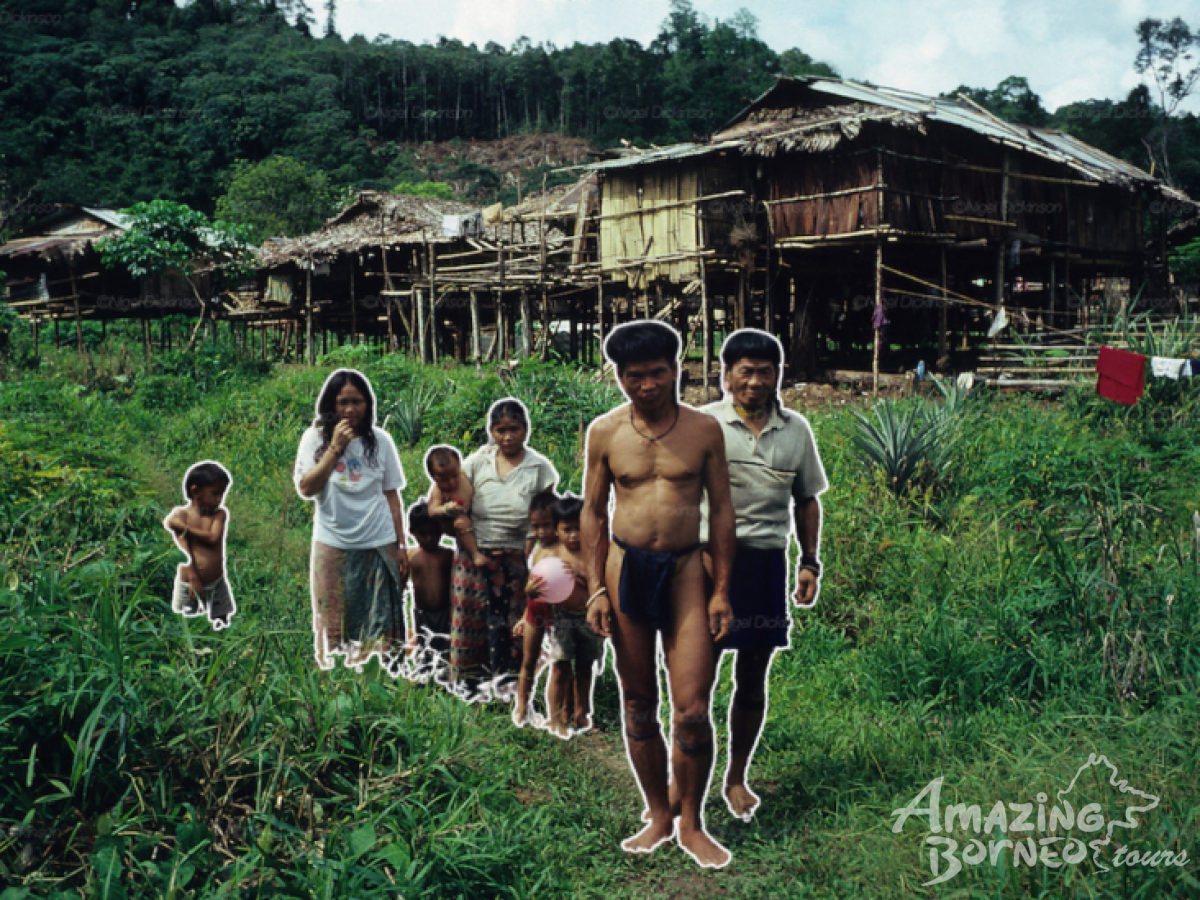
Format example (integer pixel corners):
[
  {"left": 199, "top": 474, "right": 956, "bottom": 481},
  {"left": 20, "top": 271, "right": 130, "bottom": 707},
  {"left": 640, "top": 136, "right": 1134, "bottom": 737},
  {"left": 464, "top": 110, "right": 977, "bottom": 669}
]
[{"left": 2, "top": 350, "right": 1198, "bottom": 898}]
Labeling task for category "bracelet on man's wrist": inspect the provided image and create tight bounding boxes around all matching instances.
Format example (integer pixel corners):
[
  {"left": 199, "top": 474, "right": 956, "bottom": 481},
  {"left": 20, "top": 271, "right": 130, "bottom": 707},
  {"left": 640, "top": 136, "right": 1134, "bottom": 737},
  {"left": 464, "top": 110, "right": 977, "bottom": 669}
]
[
  {"left": 800, "top": 554, "right": 822, "bottom": 578},
  {"left": 586, "top": 587, "right": 609, "bottom": 608}
]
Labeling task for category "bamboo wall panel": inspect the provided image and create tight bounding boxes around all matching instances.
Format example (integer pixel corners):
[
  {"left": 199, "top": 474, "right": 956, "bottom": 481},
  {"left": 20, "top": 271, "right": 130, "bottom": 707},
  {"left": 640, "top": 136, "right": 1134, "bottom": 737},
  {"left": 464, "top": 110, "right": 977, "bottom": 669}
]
[{"left": 599, "top": 168, "right": 702, "bottom": 287}]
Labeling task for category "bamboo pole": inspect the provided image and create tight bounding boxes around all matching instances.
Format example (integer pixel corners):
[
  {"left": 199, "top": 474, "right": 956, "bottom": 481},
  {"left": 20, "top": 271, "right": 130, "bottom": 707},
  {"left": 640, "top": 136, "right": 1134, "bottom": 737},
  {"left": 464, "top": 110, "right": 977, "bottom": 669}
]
[
  {"left": 1049, "top": 256, "right": 1057, "bottom": 330},
  {"left": 873, "top": 239, "right": 883, "bottom": 396},
  {"left": 700, "top": 258, "right": 711, "bottom": 400},
  {"left": 519, "top": 289, "right": 532, "bottom": 358},
  {"left": 416, "top": 287, "right": 428, "bottom": 363},
  {"left": 996, "top": 150, "right": 1011, "bottom": 318},
  {"left": 939, "top": 245, "right": 949, "bottom": 363},
  {"left": 428, "top": 242, "right": 438, "bottom": 364},
  {"left": 596, "top": 281, "right": 604, "bottom": 368},
  {"left": 305, "top": 260, "right": 314, "bottom": 365},
  {"left": 470, "top": 290, "right": 482, "bottom": 361},
  {"left": 540, "top": 286, "right": 551, "bottom": 361},
  {"left": 69, "top": 268, "right": 82, "bottom": 353},
  {"left": 498, "top": 293, "right": 508, "bottom": 361}
]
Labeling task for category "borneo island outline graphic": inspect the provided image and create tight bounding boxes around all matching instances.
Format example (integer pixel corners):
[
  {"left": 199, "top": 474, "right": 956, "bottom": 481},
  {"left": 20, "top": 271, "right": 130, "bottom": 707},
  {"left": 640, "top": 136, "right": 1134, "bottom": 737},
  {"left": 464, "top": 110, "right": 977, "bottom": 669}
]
[{"left": 890, "top": 753, "right": 1188, "bottom": 886}]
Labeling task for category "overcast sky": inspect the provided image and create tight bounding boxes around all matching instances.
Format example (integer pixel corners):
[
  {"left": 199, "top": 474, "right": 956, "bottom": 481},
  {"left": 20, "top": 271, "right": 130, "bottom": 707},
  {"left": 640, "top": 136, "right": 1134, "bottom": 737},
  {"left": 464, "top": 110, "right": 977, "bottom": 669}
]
[{"left": 331, "top": 0, "right": 1199, "bottom": 114}]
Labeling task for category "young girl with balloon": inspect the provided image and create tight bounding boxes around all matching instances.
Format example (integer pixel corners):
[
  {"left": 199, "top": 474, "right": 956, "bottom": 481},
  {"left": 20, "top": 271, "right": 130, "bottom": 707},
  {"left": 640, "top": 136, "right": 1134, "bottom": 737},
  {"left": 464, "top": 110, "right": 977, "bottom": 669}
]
[{"left": 525, "top": 494, "right": 602, "bottom": 736}]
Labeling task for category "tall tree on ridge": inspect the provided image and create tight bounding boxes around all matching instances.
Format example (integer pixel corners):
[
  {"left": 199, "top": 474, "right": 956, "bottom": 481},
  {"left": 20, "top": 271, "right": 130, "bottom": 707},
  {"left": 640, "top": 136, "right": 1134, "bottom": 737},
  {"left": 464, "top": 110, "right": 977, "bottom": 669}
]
[{"left": 1135, "top": 16, "right": 1200, "bottom": 184}]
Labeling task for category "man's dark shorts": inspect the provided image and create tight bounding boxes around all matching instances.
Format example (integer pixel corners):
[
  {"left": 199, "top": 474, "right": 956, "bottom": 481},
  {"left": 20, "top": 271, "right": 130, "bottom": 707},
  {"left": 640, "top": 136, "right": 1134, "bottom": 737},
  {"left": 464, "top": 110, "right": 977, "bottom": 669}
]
[{"left": 718, "top": 545, "right": 789, "bottom": 652}]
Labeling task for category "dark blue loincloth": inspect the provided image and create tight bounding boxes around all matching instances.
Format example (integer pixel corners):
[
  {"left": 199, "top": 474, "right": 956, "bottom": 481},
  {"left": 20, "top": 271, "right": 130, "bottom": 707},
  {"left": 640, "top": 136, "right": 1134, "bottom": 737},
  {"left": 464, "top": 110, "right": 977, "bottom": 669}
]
[{"left": 612, "top": 534, "right": 700, "bottom": 631}]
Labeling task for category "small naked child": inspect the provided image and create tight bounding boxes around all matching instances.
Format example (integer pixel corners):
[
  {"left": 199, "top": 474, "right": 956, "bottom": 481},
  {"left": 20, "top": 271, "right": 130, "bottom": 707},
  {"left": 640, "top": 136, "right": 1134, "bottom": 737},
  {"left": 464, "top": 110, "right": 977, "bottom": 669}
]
[
  {"left": 164, "top": 461, "right": 235, "bottom": 630},
  {"left": 424, "top": 445, "right": 489, "bottom": 570},
  {"left": 407, "top": 501, "right": 454, "bottom": 660}
]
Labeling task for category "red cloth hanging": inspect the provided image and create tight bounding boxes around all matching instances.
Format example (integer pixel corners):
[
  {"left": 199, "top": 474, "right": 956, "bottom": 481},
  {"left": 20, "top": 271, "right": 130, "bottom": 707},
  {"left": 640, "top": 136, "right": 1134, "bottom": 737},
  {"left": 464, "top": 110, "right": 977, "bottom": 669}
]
[{"left": 1095, "top": 346, "right": 1146, "bottom": 405}]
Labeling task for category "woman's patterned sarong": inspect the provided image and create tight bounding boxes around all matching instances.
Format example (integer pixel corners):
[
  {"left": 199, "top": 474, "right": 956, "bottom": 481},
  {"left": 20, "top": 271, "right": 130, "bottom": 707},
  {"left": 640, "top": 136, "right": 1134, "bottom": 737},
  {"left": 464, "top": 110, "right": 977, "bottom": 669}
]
[
  {"left": 449, "top": 548, "right": 527, "bottom": 694},
  {"left": 310, "top": 541, "right": 406, "bottom": 674}
]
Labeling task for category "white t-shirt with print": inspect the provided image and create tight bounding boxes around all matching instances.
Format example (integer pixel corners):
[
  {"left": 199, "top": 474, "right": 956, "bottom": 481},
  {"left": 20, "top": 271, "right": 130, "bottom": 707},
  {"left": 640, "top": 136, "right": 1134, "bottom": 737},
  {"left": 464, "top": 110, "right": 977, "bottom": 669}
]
[{"left": 294, "top": 426, "right": 406, "bottom": 550}]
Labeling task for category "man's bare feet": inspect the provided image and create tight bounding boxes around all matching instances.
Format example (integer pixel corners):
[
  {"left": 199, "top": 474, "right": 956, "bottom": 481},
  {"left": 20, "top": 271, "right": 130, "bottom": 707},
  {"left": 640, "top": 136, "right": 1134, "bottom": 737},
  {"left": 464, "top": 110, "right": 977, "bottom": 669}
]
[
  {"left": 677, "top": 823, "right": 731, "bottom": 868},
  {"left": 621, "top": 816, "right": 675, "bottom": 854},
  {"left": 724, "top": 782, "right": 761, "bottom": 820},
  {"left": 547, "top": 719, "right": 572, "bottom": 739},
  {"left": 573, "top": 712, "right": 593, "bottom": 733},
  {"left": 642, "top": 782, "right": 682, "bottom": 821},
  {"left": 512, "top": 705, "right": 528, "bottom": 727}
]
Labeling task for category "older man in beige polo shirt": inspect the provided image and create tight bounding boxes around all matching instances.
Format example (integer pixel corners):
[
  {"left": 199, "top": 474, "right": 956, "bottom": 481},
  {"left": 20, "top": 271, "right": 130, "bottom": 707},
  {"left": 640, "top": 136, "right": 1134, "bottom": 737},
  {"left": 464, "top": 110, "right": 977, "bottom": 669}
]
[{"left": 701, "top": 328, "right": 827, "bottom": 821}]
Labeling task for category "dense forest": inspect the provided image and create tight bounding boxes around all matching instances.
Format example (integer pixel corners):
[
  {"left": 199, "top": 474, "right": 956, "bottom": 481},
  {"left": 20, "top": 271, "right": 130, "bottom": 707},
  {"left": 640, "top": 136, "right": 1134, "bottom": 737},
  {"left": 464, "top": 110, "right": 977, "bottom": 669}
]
[{"left": 2, "top": 0, "right": 1199, "bottom": 237}]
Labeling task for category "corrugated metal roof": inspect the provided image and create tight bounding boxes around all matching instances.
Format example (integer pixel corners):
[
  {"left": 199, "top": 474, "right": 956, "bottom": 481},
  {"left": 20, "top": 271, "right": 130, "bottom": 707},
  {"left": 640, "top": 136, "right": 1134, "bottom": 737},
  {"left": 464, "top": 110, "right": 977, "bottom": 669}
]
[
  {"left": 585, "top": 143, "right": 732, "bottom": 171},
  {"left": 81, "top": 207, "right": 131, "bottom": 229},
  {"left": 720, "top": 77, "right": 1161, "bottom": 189}
]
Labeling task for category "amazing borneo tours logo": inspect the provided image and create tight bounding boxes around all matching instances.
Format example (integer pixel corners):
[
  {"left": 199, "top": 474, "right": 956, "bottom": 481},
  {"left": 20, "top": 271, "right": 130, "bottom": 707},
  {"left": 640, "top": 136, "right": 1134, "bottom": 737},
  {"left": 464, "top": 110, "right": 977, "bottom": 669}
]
[{"left": 890, "top": 754, "right": 1188, "bottom": 886}]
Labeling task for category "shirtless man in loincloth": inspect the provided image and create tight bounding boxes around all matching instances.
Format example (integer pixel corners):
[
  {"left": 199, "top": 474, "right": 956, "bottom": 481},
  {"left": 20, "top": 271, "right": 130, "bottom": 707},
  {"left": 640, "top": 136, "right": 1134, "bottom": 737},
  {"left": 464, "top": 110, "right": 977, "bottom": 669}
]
[{"left": 583, "top": 320, "right": 736, "bottom": 869}]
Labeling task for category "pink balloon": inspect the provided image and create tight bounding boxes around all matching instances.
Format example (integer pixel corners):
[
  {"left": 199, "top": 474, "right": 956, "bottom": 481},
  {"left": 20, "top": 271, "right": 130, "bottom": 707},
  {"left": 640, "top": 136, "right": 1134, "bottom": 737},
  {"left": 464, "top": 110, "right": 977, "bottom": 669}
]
[{"left": 530, "top": 557, "right": 574, "bottom": 605}]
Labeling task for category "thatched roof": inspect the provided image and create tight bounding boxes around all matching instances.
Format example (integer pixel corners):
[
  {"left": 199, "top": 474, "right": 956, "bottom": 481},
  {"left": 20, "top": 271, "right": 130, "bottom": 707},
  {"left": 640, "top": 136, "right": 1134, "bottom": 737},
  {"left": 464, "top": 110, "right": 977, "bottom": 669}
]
[{"left": 257, "top": 191, "right": 485, "bottom": 268}]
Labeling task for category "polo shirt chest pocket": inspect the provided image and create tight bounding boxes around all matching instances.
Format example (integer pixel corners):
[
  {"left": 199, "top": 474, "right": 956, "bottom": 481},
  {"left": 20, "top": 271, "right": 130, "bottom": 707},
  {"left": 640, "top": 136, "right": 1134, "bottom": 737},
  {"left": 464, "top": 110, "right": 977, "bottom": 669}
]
[{"left": 729, "top": 462, "right": 796, "bottom": 518}]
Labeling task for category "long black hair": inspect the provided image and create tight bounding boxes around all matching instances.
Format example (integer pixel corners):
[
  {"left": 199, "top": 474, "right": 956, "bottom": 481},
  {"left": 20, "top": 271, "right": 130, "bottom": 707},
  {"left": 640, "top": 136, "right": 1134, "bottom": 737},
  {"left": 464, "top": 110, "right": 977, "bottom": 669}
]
[{"left": 313, "top": 368, "right": 379, "bottom": 465}]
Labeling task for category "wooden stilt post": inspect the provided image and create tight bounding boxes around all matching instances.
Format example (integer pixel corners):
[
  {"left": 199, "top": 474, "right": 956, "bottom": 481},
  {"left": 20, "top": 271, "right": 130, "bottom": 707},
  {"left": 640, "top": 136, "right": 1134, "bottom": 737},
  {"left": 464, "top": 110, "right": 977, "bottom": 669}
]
[
  {"left": 873, "top": 148, "right": 885, "bottom": 394},
  {"left": 381, "top": 240, "right": 394, "bottom": 353},
  {"left": 700, "top": 259, "right": 711, "bottom": 401},
  {"left": 350, "top": 263, "right": 357, "bottom": 343},
  {"left": 70, "top": 269, "right": 83, "bottom": 353},
  {"left": 540, "top": 287, "right": 551, "bottom": 361},
  {"left": 470, "top": 289, "right": 482, "bottom": 361},
  {"left": 570, "top": 297, "right": 579, "bottom": 361},
  {"left": 519, "top": 289, "right": 532, "bottom": 358},
  {"left": 873, "top": 238, "right": 883, "bottom": 396},
  {"left": 497, "top": 293, "right": 507, "bottom": 361},
  {"left": 596, "top": 280, "right": 605, "bottom": 369},
  {"left": 737, "top": 268, "right": 747, "bottom": 332},
  {"left": 416, "top": 287, "right": 428, "bottom": 363},
  {"left": 939, "top": 245, "right": 949, "bottom": 364},
  {"left": 427, "top": 241, "right": 437, "bottom": 364},
  {"left": 995, "top": 150, "right": 1010, "bottom": 317},
  {"left": 1049, "top": 256, "right": 1057, "bottom": 330},
  {"left": 305, "top": 259, "right": 314, "bottom": 366}
]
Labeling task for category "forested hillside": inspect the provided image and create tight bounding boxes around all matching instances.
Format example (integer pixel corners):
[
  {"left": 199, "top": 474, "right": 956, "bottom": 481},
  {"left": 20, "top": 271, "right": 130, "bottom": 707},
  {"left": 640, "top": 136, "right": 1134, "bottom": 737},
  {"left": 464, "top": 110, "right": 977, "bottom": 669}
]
[
  {"left": 2, "top": 0, "right": 1199, "bottom": 236},
  {"left": 0, "top": 0, "right": 834, "bottom": 220}
]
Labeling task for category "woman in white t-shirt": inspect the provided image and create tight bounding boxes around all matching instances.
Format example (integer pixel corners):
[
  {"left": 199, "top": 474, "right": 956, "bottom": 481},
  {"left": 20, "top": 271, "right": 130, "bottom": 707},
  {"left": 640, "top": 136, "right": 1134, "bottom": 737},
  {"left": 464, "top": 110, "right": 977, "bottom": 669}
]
[
  {"left": 448, "top": 398, "right": 558, "bottom": 698},
  {"left": 294, "top": 369, "right": 410, "bottom": 673}
]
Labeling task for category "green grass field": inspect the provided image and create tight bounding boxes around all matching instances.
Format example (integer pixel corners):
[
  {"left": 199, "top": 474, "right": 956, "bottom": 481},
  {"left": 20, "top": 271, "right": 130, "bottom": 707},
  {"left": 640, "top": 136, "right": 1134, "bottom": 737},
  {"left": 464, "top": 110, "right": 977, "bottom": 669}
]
[{"left": 1, "top": 338, "right": 1198, "bottom": 898}]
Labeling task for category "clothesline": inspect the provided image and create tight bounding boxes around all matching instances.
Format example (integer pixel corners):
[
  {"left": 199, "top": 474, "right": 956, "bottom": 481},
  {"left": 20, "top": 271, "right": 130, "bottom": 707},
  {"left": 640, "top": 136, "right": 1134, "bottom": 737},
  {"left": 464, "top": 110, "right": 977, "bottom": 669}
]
[
  {"left": 881, "top": 264, "right": 1094, "bottom": 345},
  {"left": 1095, "top": 345, "right": 1198, "bottom": 405}
]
